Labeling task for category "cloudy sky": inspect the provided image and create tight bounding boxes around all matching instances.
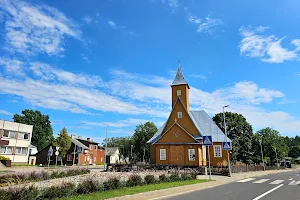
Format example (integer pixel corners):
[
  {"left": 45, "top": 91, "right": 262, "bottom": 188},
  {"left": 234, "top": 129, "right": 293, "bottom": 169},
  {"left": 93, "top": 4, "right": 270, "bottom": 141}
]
[{"left": 0, "top": 0, "right": 299, "bottom": 144}]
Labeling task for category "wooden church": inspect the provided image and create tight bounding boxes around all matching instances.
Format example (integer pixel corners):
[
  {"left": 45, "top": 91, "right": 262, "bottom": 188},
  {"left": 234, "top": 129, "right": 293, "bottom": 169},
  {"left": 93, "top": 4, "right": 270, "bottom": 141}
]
[{"left": 147, "top": 64, "right": 231, "bottom": 167}]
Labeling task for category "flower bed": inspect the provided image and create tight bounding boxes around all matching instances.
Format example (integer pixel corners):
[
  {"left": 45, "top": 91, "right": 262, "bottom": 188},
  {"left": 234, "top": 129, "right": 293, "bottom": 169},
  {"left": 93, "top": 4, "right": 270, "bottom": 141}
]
[
  {"left": 0, "top": 168, "right": 90, "bottom": 187},
  {"left": 0, "top": 171, "right": 198, "bottom": 200}
]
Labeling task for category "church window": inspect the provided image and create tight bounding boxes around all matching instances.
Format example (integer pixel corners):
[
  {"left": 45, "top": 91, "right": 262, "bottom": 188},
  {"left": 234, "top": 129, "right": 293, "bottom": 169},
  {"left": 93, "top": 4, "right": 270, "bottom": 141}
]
[
  {"left": 214, "top": 145, "right": 222, "bottom": 157},
  {"left": 177, "top": 90, "right": 181, "bottom": 96},
  {"left": 188, "top": 149, "right": 195, "bottom": 161},
  {"left": 178, "top": 112, "right": 182, "bottom": 118},
  {"left": 160, "top": 149, "right": 166, "bottom": 160}
]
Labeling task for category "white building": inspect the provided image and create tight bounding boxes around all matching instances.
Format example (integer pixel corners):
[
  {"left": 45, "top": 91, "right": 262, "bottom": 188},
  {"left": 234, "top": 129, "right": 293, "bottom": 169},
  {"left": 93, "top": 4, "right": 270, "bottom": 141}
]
[
  {"left": 0, "top": 120, "right": 33, "bottom": 164},
  {"left": 106, "top": 147, "right": 120, "bottom": 164}
]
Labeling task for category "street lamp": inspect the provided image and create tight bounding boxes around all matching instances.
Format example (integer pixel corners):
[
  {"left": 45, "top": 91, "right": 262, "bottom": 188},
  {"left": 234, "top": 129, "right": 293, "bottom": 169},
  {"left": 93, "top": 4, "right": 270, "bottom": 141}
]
[
  {"left": 274, "top": 147, "right": 279, "bottom": 170},
  {"left": 259, "top": 136, "right": 265, "bottom": 170},
  {"left": 222, "top": 105, "right": 232, "bottom": 177}
]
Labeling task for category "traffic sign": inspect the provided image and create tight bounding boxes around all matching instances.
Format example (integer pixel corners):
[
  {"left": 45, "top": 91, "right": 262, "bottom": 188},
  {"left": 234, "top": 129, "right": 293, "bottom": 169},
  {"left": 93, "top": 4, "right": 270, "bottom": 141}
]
[
  {"left": 203, "top": 136, "right": 213, "bottom": 146},
  {"left": 77, "top": 146, "right": 83, "bottom": 154},
  {"left": 55, "top": 151, "right": 59, "bottom": 156},
  {"left": 48, "top": 146, "right": 53, "bottom": 156},
  {"left": 222, "top": 142, "right": 232, "bottom": 150}
]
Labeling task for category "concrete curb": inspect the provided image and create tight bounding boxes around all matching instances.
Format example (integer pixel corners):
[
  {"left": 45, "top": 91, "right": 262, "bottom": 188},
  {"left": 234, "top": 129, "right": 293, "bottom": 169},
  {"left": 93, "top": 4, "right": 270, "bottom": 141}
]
[{"left": 108, "top": 168, "right": 296, "bottom": 200}]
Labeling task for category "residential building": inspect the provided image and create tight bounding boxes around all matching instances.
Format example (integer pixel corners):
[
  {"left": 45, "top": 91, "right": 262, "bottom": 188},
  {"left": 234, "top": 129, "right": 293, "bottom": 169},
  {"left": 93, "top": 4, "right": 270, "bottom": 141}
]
[
  {"left": 35, "top": 136, "right": 105, "bottom": 165},
  {"left": 0, "top": 120, "right": 33, "bottom": 164},
  {"left": 105, "top": 147, "right": 120, "bottom": 164},
  {"left": 147, "top": 64, "right": 231, "bottom": 166}
]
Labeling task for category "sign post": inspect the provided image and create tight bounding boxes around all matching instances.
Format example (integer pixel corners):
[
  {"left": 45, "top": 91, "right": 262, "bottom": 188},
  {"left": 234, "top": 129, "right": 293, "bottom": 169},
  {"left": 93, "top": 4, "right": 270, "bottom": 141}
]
[
  {"left": 77, "top": 146, "right": 83, "bottom": 167},
  {"left": 47, "top": 146, "right": 53, "bottom": 169},
  {"left": 55, "top": 146, "right": 60, "bottom": 168},
  {"left": 203, "top": 135, "right": 213, "bottom": 180}
]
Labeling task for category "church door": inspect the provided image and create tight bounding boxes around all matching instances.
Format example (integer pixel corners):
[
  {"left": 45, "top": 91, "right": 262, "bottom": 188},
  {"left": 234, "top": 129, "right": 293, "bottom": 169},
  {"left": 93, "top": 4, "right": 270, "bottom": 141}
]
[{"left": 170, "top": 145, "right": 184, "bottom": 165}]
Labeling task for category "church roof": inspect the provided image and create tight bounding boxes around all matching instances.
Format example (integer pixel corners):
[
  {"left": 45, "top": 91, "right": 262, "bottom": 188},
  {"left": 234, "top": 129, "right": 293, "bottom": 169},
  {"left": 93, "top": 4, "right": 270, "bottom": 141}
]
[
  {"left": 147, "top": 110, "right": 231, "bottom": 144},
  {"left": 171, "top": 65, "right": 190, "bottom": 88}
]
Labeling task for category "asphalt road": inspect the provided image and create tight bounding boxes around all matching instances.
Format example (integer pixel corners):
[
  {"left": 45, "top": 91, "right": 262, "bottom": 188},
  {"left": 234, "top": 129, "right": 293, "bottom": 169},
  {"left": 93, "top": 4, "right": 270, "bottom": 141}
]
[{"left": 162, "top": 170, "right": 300, "bottom": 200}]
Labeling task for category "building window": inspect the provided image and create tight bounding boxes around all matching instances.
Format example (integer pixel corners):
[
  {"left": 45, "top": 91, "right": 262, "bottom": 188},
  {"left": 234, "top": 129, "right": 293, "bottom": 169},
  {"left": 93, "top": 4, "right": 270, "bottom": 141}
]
[
  {"left": 94, "top": 157, "right": 96, "bottom": 162},
  {"left": 100, "top": 157, "right": 103, "bottom": 162},
  {"left": 188, "top": 149, "right": 196, "bottom": 161},
  {"left": 160, "top": 149, "right": 166, "bottom": 160},
  {"left": 3, "top": 130, "right": 16, "bottom": 139},
  {"left": 177, "top": 90, "right": 181, "bottom": 96},
  {"left": 84, "top": 156, "right": 87, "bottom": 161},
  {"left": 178, "top": 112, "right": 182, "bottom": 118},
  {"left": 18, "top": 132, "right": 30, "bottom": 140},
  {"left": 94, "top": 145, "right": 97, "bottom": 150},
  {"left": 89, "top": 144, "right": 93, "bottom": 150},
  {"left": 67, "top": 154, "right": 72, "bottom": 161},
  {"left": 0, "top": 146, "right": 13, "bottom": 154},
  {"left": 16, "top": 147, "right": 28, "bottom": 155},
  {"left": 214, "top": 145, "right": 222, "bottom": 157}
]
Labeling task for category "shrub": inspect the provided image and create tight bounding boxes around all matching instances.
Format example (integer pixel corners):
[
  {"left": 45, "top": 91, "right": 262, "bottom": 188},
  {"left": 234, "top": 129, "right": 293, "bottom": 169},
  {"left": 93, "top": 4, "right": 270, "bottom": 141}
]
[
  {"left": 0, "top": 156, "right": 10, "bottom": 160},
  {"left": 169, "top": 174, "right": 181, "bottom": 182},
  {"left": 159, "top": 174, "right": 169, "bottom": 182},
  {"left": 181, "top": 173, "right": 193, "bottom": 181},
  {"left": 103, "top": 177, "right": 121, "bottom": 191},
  {"left": 76, "top": 178, "right": 102, "bottom": 194},
  {"left": 144, "top": 175, "right": 156, "bottom": 184},
  {"left": 1, "top": 186, "right": 39, "bottom": 200},
  {"left": 41, "top": 182, "right": 75, "bottom": 199},
  {"left": 126, "top": 174, "right": 143, "bottom": 187}
]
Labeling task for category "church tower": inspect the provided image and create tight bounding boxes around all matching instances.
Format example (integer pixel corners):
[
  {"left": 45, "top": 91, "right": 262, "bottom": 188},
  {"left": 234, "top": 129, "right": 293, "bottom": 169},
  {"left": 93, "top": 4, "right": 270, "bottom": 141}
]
[{"left": 171, "top": 63, "right": 190, "bottom": 112}]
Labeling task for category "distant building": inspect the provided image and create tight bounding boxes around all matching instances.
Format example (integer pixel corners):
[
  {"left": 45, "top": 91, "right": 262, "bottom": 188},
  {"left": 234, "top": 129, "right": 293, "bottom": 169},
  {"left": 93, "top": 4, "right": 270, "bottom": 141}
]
[
  {"left": 35, "top": 136, "right": 105, "bottom": 165},
  {"left": 0, "top": 120, "right": 33, "bottom": 164},
  {"left": 105, "top": 147, "right": 120, "bottom": 164},
  {"left": 147, "top": 64, "right": 231, "bottom": 167}
]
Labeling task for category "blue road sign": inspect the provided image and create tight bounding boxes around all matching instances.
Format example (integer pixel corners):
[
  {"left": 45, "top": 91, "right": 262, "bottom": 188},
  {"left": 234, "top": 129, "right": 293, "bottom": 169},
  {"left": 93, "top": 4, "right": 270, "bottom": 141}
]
[
  {"left": 77, "top": 146, "right": 83, "bottom": 154},
  {"left": 47, "top": 147, "right": 53, "bottom": 156},
  {"left": 203, "top": 136, "right": 213, "bottom": 146},
  {"left": 222, "top": 142, "right": 232, "bottom": 150}
]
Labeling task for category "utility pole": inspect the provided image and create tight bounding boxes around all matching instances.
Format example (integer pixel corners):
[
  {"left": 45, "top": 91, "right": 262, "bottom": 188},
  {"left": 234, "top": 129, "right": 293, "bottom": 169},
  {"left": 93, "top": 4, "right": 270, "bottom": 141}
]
[
  {"left": 131, "top": 145, "right": 133, "bottom": 163},
  {"left": 274, "top": 147, "right": 279, "bottom": 170},
  {"left": 143, "top": 147, "right": 145, "bottom": 163},
  {"left": 104, "top": 124, "right": 108, "bottom": 170},
  {"left": 223, "top": 105, "right": 232, "bottom": 177},
  {"left": 259, "top": 137, "right": 265, "bottom": 170}
]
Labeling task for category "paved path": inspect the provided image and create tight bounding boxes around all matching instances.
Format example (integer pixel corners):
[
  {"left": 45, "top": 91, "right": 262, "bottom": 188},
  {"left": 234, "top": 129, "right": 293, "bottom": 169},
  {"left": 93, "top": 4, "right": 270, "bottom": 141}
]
[{"left": 109, "top": 168, "right": 299, "bottom": 200}]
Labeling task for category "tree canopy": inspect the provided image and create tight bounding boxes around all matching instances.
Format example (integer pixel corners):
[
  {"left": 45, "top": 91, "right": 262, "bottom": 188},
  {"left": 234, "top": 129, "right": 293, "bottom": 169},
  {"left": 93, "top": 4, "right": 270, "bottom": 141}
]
[
  {"left": 213, "top": 112, "right": 253, "bottom": 163},
  {"left": 13, "top": 109, "right": 54, "bottom": 150},
  {"left": 53, "top": 128, "right": 72, "bottom": 160},
  {"left": 132, "top": 122, "right": 158, "bottom": 162},
  {"left": 102, "top": 136, "right": 132, "bottom": 159}
]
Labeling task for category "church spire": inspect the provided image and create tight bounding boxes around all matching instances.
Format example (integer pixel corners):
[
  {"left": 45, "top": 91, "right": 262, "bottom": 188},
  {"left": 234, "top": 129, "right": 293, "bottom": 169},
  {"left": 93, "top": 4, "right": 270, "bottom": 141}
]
[{"left": 171, "top": 61, "right": 190, "bottom": 89}]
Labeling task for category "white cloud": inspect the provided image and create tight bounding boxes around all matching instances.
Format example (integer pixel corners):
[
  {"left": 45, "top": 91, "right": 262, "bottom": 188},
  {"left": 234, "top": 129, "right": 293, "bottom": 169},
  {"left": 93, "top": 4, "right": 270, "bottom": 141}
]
[
  {"left": 82, "top": 16, "right": 92, "bottom": 24},
  {"left": 108, "top": 20, "right": 117, "bottom": 29},
  {"left": 80, "top": 53, "right": 90, "bottom": 64},
  {"left": 29, "top": 62, "right": 101, "bottom": 87},
  {"left": 0, "top": 58, "right": 24, "bottom": 76},
  {"left": 0, "top": 110, "right": 13, "bottom": 116},
  {"left": 188, "top": 15, "right": 223, "bottom": 34},
  {"left": 0, "top": 0, "right": 80, "bottom": 55},
  {"left": 82, "top": 118, "right": 149, "bottom": 128},
  {"left": 239, "top": 26, "right": 300, "bottom": 63},
  {"left": 161, "top": 0, "right": 179, "bottom": 8},
  {"left": 189, "top": 74, "right": 207, "bottom": 80}
]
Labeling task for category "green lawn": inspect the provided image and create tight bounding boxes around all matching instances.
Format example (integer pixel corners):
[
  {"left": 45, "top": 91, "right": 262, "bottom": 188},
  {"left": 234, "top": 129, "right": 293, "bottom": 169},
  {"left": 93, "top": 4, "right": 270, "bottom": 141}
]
[{"left": 62, "top": 179, "right": 210, "bottom": 200}]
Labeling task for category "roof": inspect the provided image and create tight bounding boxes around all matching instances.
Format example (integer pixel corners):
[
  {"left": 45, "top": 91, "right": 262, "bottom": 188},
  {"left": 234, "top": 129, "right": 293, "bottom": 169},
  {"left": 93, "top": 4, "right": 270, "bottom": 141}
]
[
  {"left": 77, "top": 138, "right": 99, "bottom": 144},
  {"left": 106, "top": 147, "right": 119, "bottom": 156},
  {"left": 170, "top": 65, "right": 190, "bottom": 88},
  {"left": 72, "top": 138, "right": 89, "bottom": 150},
  {"left": 295, "top": 156, "right": 300, "bottom": 161},
  {"left": 147, "top": 110, "right": 231, "bottom": 144},
  {"left": 30, "top": 144, "right": 37, "bottom": 148}
]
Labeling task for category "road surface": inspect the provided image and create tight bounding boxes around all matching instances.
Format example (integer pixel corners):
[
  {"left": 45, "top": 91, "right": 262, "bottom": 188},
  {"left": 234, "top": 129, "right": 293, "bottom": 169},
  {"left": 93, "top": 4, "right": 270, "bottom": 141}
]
[{"left": 162, "top": 170, "right": 300, "bottom": 200}]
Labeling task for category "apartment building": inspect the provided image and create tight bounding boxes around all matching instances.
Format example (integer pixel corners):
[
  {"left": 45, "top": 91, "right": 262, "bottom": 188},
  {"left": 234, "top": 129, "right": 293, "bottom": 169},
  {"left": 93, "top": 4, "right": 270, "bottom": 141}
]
[{"left": 0, "top": 120, "right": 33, "bottom": 164}]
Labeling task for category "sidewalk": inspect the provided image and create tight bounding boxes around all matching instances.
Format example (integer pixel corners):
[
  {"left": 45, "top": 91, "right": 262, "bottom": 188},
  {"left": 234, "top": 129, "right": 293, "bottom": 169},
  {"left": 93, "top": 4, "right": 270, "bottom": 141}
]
[{"left": 108, "top": 168, "right": 296, "bottom": 200}]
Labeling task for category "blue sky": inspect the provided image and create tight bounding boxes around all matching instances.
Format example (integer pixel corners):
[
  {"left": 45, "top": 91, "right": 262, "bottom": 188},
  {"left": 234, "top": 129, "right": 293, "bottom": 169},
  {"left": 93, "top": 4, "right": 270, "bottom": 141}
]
[{"left": 0, "top": 0, "right": 299, "bottom": 144}]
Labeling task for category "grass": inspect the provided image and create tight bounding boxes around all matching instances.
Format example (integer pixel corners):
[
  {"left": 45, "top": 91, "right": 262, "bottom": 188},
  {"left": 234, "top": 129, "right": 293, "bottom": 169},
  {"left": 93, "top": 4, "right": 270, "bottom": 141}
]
[{"left": 61, "top": 179, "right": 210, "bottom": 200}]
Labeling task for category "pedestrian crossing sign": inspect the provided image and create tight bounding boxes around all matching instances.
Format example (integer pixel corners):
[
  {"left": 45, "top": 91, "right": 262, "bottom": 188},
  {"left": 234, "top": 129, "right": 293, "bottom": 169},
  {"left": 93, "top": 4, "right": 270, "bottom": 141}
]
[
  {"left": 203, "top": 136, "right": 212, "bottom": 146},
  {"left": 222, "top": 141, "right": 232, "bottom": 150}
]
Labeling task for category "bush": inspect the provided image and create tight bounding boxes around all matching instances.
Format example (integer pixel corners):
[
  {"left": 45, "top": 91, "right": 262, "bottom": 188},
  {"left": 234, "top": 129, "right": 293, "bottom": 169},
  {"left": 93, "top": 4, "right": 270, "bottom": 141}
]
[
  {"left": 181, "top": 173, "right": 193, "bottom": 181},
  {"left": 169, "top": 174, "right": 181, "bottom": 182},
  {"left": 103, "top": 177, "right": 121, "bottom": 191},
  {"left": 76, "top": 178, "right": 102, "bottom": 194},
  {"left": 0, "top": 186, "right": 39, "bottom": 200},
  {"left": 126, "top": 174, "right": 143, "bottom": 187},
  {"left": 41, "top": 182, "right": 75, "bottom": 199},
  {"left": 0, "top": 156, "right": 10, "bottom": 160},
  {"left": 159, "top": 174, "right": 169, "bottom": 182},
  {"left": 144, "top": 175, "right": 156, "bottom": 184}
]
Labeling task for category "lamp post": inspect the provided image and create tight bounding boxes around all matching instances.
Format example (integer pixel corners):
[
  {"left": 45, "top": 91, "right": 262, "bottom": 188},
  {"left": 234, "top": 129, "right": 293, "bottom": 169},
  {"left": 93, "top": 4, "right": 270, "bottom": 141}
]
[
  {"left": 222, "top": 105, "right": 232, "bottom": 177},
  {"left": 274, "top": 147, "right": 279, "bottom": 170},
  {"left": 131, "top": 145, "right": 133, "bottom": 163},
  {"left": 104, "top": 124, "right": 108, "bottom": 171},
  {"left": 259, "top": 136, "right": 265, "bottom": 170}
]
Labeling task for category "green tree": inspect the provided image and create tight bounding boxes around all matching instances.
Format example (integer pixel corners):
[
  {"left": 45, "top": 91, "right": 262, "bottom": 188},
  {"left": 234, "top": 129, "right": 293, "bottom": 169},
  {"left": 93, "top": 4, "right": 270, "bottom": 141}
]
[
  {"left": 289, "top": 145, "right": 300, "bottom": 158},
  {"left": 102, "top": 136, "right": 132, "bottom": 160},
  {"left": 132, "top": 122, "right": 158, "bottom": 163},
  {"left": 13, "top": 109, "right": 54, "bottom": 150},
  {"left": 53, "top": 128, "right": 72, "bottom": 163},
  {"left": 212, "top": 112, "right": 253, "bottom": 163}
]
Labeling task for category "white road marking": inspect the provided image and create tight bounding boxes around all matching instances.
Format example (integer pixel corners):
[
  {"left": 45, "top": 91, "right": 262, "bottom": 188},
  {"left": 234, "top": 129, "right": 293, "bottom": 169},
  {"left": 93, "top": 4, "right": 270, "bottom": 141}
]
[
  {"left": 289, "top": 178, "right": 293, "bottom": 181},
  {"left": 288, "top": 181, "right": 297, "bottom": 185},
  {"left": 237, "top": 178, "right": 256, "bottom": 183},
  {"left": 253, "top": 179, "right": 269, "bottom": 184},
  {"left": 252, "top": 184, "right": 284, "bottom": 200},
  {"left": 269, "top": 180, "right": 284, "bottom": 185}
]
